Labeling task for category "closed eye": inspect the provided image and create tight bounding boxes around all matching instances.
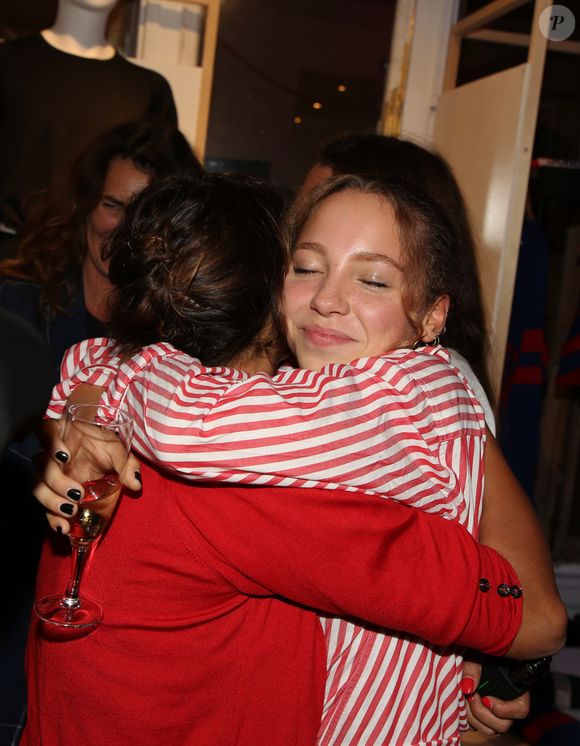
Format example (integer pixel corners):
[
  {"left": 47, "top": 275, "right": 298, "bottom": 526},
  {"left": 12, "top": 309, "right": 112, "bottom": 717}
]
[
  {"left": 101, "top": 198, "right": 125, "bottom": 211},
  {"left": 361, "top": 279, "right": 388, "bottom": 289},
  {"left": 292, "top": 265, "right": 320, "bottom": 275}
]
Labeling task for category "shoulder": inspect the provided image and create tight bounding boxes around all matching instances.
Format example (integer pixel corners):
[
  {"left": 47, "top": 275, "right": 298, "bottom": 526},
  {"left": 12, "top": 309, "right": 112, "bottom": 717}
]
[
  {"left": 0, "top": 34, "right": 47, "bottom": 68},
  {"left": 363, "top": 346, "right": 485, "bottom": 437},
  {"left": 347, "top": 346, "right": 458, "bottom": 390},
  {"left": 0, "top": 33, "right": 40, "bottom": 55},
  {"left": 0, "top": 276, "right": 43, "bottom": 308},
  {"left": 113, "top": 54, "right": 173, "bottom": 90},
  {"left": 448, "top": 348, "right": 496, "bottom": 435}
]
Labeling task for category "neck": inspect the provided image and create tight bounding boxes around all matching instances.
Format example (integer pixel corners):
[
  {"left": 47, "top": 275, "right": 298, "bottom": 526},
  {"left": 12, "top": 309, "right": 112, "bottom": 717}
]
[
  {"left": 82, "top": 259, "right": 114, "bottom": 322},
  {"left": 228, "top": 345, "right": 278, "bottom": 376},
  {"left": 42, "top": 1, "right": 116, "bottom": 60}
]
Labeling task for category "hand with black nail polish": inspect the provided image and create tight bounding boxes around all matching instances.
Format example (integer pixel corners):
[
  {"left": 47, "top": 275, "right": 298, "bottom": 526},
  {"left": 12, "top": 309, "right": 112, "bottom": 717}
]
[{"left": 32, "top": 410, "right": 143, "bottom": 535}]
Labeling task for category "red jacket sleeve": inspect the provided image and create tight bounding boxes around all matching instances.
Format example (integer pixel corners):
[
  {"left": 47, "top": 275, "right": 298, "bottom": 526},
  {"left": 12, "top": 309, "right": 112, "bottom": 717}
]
[{"left": 152, "top": 464, "right": 522, "bottom": 657}]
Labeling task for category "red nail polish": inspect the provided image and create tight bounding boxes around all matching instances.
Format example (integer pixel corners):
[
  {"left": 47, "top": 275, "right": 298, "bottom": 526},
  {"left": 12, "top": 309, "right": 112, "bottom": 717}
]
[
  {"left": 461, "top": 677, "right": 476, "bottom": 696},
  {"left": 481, "top": 696, "right": 493, "bottom": 710}
]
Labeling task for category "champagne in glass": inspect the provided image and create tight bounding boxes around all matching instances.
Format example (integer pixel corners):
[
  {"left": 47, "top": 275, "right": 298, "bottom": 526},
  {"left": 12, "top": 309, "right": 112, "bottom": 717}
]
[
  {"left": 35, "top": 403, "right": 133, "bottom": 630},
  {"left": 69, "top": 473, "right": 120, "bottom": 542}
]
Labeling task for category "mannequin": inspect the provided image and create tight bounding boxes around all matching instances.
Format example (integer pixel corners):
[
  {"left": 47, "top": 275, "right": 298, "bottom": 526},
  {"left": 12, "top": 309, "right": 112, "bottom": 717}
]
[
  {"left": 42, "top": 0, "right": 118, "bottom": 60},
  {"left": 0, "top": 0, "right": 177, "bottom": 258}
]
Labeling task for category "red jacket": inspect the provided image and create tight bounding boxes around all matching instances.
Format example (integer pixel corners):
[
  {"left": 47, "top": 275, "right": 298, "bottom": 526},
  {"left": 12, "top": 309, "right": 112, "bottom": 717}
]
[{"left": 23, "top": 462, "right": 521, "bottom": 746}]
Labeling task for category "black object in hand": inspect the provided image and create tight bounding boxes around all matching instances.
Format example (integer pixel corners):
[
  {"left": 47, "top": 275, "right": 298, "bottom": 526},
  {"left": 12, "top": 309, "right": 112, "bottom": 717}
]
[{"left": 476, "top": 657, "right": 552, "bottom": 700}]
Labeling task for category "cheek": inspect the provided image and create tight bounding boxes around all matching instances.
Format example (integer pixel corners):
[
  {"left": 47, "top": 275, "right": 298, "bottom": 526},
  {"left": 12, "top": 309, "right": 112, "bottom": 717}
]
[
  {"left": 282, "top": 280, "right": 304, "bottom": 324},
  {"left": 282, "top": 282, "right": 306, "bottom": 347},
  {"left": 88, "top": 207, "right": 119, "bottom": 238},
  {"left": 361, "top": 300, "right": 411, "bottom": 351}
]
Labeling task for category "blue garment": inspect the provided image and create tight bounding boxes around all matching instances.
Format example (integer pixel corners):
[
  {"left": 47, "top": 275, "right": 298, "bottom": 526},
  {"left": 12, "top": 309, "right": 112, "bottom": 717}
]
[
  {"left": 499, "top": 219, "right": 549, "bottom": 500},
  {"left": 0, "top": 277, "right": 108, "bottom": 459},
  {"left": 0, "top": 277, "right": 106, "bottom": 384}
]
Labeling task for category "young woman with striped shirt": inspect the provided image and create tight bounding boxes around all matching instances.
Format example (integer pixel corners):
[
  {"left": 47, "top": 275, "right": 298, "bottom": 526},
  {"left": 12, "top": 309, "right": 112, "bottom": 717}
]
[{"left": 36, "top": 174, "right": 564, "bottom": 744}]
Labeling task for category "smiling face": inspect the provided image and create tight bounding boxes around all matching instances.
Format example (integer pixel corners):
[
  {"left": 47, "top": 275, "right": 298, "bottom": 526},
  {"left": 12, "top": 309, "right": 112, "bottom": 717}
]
[
  {"left": 84, "top": 156, "right": 152, "bottom": 279},
  {"left": 283, "top": 189, "right": 420, "bottom": 370}
]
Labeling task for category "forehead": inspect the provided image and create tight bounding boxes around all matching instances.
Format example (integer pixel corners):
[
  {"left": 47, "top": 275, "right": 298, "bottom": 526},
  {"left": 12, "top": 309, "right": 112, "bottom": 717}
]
[
  {"left": 102, "top": 157, "right": 151, "bottom": 199},
  {"left": 298, "top": 189, "right": 403, "bottom": 264},
  {"left": 303, "top": 189, "right": 396, "bottom": 235}
]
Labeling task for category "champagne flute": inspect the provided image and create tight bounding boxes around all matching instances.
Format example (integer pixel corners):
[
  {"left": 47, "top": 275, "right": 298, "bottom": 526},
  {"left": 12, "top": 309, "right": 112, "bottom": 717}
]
[{"left": 35, "top": 403, "right": 133, "bottom": 630}]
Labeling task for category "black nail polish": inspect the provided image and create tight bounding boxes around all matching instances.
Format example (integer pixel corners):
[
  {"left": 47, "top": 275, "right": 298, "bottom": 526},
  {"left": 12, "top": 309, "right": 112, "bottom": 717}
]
[
  {"left": 55, "top": 450, "right": 69, "bottom": 464},
  {"left": 60, "top": 503, "right": 74, "bottom": 516},
  {"left": 67, "top": 489, "right": 81, "bottom": 501},
  {"left": 56, "top": 525, "right": 63, "bottom": 534},
  {"left": 134, "top": 471, "right": 142, "bottom": 484}
]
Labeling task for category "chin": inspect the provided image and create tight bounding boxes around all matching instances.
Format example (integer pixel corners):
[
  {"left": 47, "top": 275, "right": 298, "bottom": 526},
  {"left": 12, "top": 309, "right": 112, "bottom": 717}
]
[{"left": 301, "top": 352, "right": 346, "bottom": 371}]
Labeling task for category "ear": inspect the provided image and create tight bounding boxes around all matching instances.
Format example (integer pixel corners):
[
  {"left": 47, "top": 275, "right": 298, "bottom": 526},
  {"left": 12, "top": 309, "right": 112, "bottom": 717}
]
[{"left": 420, "top": 295, "right": 449, "bottom": 344}]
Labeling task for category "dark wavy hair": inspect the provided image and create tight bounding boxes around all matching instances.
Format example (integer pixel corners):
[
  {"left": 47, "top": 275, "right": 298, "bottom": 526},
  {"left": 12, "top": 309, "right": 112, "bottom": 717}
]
[
  {"left": 106, "top": 173, "right": 288, "bottom": 367},
  {"left": 315, "top": 133, "right": 492, "bottom": 401},
  {"left": 0, "top": 120, "right": 203, "bottom": 317},
  {"left": 285, "top": 174, "right": 462, "bottom": 349}
]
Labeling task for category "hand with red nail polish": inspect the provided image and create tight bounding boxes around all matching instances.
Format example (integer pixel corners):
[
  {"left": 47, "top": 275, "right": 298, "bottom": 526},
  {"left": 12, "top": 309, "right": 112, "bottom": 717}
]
[{"left": 463, "top": 658, "right": 530, "bottom": 737}]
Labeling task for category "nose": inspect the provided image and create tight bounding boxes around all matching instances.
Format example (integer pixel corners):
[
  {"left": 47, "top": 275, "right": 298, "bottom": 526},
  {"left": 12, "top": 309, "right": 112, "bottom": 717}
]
[{"left": 310, "top": 275, "right": 349, "bottom": 316}]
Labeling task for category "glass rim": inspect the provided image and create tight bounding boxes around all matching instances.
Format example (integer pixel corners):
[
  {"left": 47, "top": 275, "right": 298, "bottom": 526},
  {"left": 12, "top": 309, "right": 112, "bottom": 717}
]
[{"left": 66, "top": 403, "right": 133, "bottom": 428}]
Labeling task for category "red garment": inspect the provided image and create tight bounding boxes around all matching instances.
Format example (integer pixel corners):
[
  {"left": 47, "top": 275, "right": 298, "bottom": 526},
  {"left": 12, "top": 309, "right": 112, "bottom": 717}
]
[{"left": 23, "top": 463, "right": 522, "bottom": 746}]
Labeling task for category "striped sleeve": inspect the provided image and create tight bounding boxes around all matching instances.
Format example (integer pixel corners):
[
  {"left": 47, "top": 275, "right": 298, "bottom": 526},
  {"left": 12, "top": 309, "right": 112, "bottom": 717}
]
[
  {"left": 45, "top": 339, "right": 187, "bottom": 419},
  {"left": 97, "top": 345, "right": 483, "bottom": 507},
  {"left": 46, "top": 338, "right": 120, "bottom": 419}
]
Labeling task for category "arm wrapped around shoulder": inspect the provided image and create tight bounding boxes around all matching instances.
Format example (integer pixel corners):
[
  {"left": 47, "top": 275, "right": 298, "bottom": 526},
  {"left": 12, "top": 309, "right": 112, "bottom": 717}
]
[{"left": 162, "top": 468, "right": 523, "bottom": 656}]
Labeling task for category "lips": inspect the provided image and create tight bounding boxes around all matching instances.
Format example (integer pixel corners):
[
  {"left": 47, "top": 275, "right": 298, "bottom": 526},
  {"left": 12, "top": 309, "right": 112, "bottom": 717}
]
[{"left": 302, "top": 325, "right": 354, "bottom": 346}]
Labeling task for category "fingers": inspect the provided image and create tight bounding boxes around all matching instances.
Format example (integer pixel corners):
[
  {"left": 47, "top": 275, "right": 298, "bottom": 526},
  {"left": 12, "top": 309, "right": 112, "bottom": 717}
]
[
  {"left": 34, "top": 473, "right": 76, "bottom": 536},
  {"left": 462, "top": 659, "right": 530, "bottom": 737},
  {"left": 483, "top": 691, "right": 530, "bottom": 721},
  {"left": 465, "top": 692, "right": 529, "bottom": 734},
  {"left": 120, "top": 452, "right": 143, "bottom": 492},
  {"left": 36, "top": 418, "right": 68, "bottom": 459},
  {"left": 32, "top": 450, "right": 82, "bottom": 530},
  {"left": 46, "top": 511, "right": 72, "bottom": 536},
  {"left": 461, "top": 659, "right": 481, "bottom": 697},
  {"left": 465, "top": 693, "right": 513, "bottom": 735}
]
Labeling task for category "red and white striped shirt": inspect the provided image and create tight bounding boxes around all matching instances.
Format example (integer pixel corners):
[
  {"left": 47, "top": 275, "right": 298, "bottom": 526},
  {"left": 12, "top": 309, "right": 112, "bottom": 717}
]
[{"left": 50, "top": 339, "right": 486, "bottom": 745}]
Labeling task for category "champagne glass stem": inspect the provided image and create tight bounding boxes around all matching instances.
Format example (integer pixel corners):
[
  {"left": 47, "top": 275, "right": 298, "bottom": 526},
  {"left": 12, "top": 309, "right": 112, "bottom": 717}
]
[{"left": 61, "top": 538, "right": 92, "bottom": 610}]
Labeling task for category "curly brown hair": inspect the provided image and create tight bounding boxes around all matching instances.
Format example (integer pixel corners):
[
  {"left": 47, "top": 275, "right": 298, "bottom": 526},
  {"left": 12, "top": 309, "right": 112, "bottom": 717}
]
[
  {"left": 106, "top": 173, "right": 289, "bottom": 367},
  {"left": 0, "top": 121, "right": 203, "bottom": 318}
]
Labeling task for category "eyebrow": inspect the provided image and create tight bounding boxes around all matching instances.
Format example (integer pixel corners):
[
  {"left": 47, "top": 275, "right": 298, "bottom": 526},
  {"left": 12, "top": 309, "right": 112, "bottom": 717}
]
[{"left": 293, "top": 242, "right": 403, "bottom": 271}]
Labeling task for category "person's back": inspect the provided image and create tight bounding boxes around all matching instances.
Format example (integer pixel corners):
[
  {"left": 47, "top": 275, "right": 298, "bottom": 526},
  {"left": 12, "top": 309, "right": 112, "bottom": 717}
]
[{"left": 25, "top": 463, "right": 328, "bottom": 746}]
